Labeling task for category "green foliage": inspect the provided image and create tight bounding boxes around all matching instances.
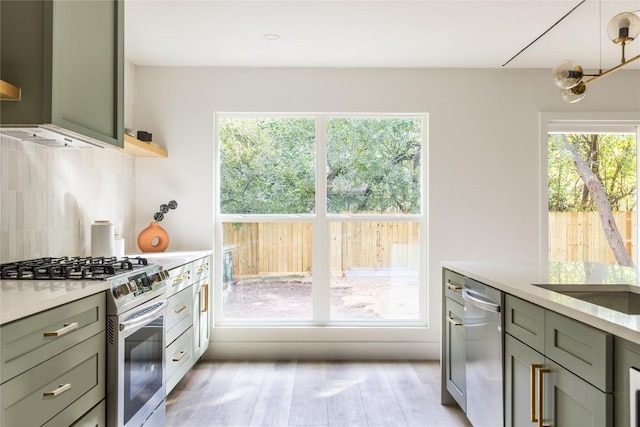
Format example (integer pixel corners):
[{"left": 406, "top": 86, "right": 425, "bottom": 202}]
[
  {"left": 220, "top": 118, "right": 315, "bottom": 214},
  {"left": 327, "top": 118, "right": 421, "bottom": 214},
  {"left": 219, "top": 117, "right": 422, "bottom": 215},
  {"left": 548, "top": 133, "right": 636, "bottom": 212}
]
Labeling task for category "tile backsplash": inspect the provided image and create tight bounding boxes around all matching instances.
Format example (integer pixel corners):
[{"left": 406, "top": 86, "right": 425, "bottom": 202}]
[{"left": 1, "top": 137, "right": 135, "bottom": 263}]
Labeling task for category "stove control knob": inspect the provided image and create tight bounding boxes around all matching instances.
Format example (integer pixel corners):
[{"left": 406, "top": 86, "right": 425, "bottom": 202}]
[
  {"left": 127, "top": 281, "right": 137, "bottom": 293},
  {"left": 112, "top": 283, "right": 130, "bottom": 298}
]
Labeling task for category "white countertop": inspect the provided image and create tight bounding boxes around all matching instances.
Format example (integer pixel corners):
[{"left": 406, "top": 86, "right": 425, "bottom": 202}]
[
  {"left": 442, "top": 261, "right": 640, "bottom": 343},
  {"left": 0, "top": 250, "right": 212, "bottom": 326}
]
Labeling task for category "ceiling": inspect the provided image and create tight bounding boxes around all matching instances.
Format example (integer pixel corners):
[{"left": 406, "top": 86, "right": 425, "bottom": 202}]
[{"left": 124, "top": 0, "right": 640, "bottom": 70}]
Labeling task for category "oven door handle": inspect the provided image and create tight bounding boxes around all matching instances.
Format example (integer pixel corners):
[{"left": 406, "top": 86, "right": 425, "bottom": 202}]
[{"left": 119, "top": 300, "right": 168, "bottom": 332}]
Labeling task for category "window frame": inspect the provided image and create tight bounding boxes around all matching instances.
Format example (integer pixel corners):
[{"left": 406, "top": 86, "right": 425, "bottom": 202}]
[
  {"left": 214, "top": 112, "right": 429, "bottom": 327},
  {"left": 540, "top": 112, "right": 640, "bottom": 267}
]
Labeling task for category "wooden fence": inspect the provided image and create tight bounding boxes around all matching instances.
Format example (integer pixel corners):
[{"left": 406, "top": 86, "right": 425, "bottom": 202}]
[
  {"left": 222, "top": 212, "right": 635, "bottom": 278},
  {"left": 223, "top": 221, "right": 419, "bottom": 277},
  {"left": 548, "top": 211, "right": 635, "bottom": 264}
]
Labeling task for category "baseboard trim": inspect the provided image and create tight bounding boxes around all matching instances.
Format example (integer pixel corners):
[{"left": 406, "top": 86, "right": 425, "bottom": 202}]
[{"left": 202, "top": 341, "right": 440, "bottom": 360}]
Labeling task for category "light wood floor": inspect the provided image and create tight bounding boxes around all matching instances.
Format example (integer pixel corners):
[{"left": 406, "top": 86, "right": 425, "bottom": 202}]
[{"left": 166, "top": 360, "right": 471, "bottom": 427}]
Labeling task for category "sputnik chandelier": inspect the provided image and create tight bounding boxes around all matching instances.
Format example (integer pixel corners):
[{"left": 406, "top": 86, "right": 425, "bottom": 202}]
[{"left": 552, "top": 11, "right": 640, "bottom": 103}]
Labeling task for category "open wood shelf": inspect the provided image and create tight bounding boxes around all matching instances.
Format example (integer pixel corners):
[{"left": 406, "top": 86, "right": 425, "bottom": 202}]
[
  {"left": 123, "top": 134, "right": 168, "bottom": 158},
  {"left": 0, "top": 80, "right": 21, "bottom": 101}
]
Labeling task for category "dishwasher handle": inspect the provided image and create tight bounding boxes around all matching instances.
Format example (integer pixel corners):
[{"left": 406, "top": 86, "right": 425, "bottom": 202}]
[{"left": 462, "top": 288, "right": 501, "bottom": 313}]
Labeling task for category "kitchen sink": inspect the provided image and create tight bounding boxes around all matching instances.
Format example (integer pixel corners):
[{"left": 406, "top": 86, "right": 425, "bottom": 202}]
[{"left": 536, "top": 284, "right": 640, "bottom": 315}]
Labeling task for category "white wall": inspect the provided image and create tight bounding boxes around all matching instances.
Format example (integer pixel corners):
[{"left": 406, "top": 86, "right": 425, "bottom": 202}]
[{"left": 132, "top": 67, "right": 640, "bottom": 359}]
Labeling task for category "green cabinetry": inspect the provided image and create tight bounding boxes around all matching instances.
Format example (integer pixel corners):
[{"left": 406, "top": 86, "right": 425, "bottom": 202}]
[
  {"left": 504, "top": 294, "right": 613, "bottom": 427},
  {"left": 614, "top": 337, "right": 640, "bottom": 427},
  {"left": 165, "top": 255, "right": 212, "bottom": 394},
  {"left": 441, "top": 269, "right": 466, "bottom": 410},
  {"left": 0, "top": 0, "right": 124, "bottom": 148},
  {"left": 0, "top": 293, "right": 106, "bottom": 426},
  {"left": 192, "top": 256, "right": 211, "bottom": 360}
]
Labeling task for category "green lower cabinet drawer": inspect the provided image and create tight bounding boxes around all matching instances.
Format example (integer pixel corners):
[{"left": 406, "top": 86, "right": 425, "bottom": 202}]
[
  {"left": 443, "top": 269, "right": 465, "bottom": 305},
  {"left": 545, "top": 359, "right": 613, "bottom": 427},
  {"left": 1, "top": 292, "right": 106, "bottom": 383},
  {"left": 1, "top": 331, "right": 105, "bottom": 427},
  {"left": 504, "top": 294, "right": 545, "bottom": 354},
  {"left": 166, "top": 287, "right": 193, "bottom": 345},
  {"left": 545, "top": 311, "right": 612, "bottom": 392},
  {"left": 166, "top": 327, "right": 194, "bottom": 394},
  {"left": 69, "top": 399, "right": 105, "bottom": 427}
]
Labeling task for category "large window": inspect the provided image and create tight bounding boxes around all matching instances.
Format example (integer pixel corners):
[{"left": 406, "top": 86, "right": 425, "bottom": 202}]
[
  {"left": 216, "top": 114, "right": 427, "bottom": 325},
  {"left": 546, "top": 118, "right": 639, "bottom": 267}
]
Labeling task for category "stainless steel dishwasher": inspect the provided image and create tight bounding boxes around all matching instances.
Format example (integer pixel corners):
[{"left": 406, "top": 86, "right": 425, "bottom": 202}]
[{"left": 463, "top": 278, "right": 503, "bottom": 427}]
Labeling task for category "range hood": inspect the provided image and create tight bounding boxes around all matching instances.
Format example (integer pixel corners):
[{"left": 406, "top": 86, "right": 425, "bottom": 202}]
[{"left": 0, "top": 125, "right": 110, "bottom": 149}]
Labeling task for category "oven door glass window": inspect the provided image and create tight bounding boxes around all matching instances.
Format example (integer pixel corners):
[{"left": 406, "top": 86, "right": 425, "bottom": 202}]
[{"left": 124, "top": 317, "right": 164, "bottom": 425}]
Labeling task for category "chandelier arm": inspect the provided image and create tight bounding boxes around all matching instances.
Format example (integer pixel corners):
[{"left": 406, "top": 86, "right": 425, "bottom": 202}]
[{"left": 583, "top": 53, "right": 640, "bottom": 86}]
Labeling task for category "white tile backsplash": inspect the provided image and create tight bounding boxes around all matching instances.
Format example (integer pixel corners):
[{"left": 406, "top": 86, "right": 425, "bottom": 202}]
[{"left": 0, "top": 136, "right": 135, "bottom": 263}]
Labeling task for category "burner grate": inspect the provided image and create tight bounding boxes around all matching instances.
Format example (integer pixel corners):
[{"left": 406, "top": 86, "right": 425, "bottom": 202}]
[{"left": 0, "top": 256, "right": 150, "bottom": 281}]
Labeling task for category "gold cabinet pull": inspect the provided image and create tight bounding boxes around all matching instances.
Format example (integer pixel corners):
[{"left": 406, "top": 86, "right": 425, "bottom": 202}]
[
  {"left": 43, "top": 383, "right": 71, "bottom": 397},
  {"left": 446, "top": 281, "right": 462, "bottom": 291},
  {"left": 537, "top": 367, "right": 551, "bottom": 427},
  {"left": 174, "top": 305, "right": 187, "bottom": 314},
  {"left": 172, "top": 277, "right": 183, "bottom": 285},
  {"left": 446, "top": 315, "right": 462, "bottom": 326},
  {"left": 201, "top": 284, "right": 209, "bottom": 313},
  {"left": 43, "top": 322, "right": 78, "bottom": 337},
  {"left": 173, "top": 350, "right": 187, "bottom": 362},
  {"left": 197, "top": 264, "right": 209, "bottom": 274},
  {"left": 530, "top": 364, "right": 543, "bottom": 422}
]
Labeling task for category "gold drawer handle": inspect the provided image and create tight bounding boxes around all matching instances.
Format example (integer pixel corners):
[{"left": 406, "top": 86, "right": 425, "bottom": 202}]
[
  {"left": 197, "top": 264, "right": 209, "bottom": 274},
  {"left": 201, "top": 284, "right": 209, "bottom": 313},
  {"left": 174, "top": 305, "right": 187, "bottom": 314},
  {"left": 173, "top": 350, "right": 187, "bottom": 362},
  {"left": 43, "top": 383, "right": 71, "bottom": 397},
  {"left": 446, "top": 281, "right": 462, "bottom": 291},
  {"left": 172, "top": 277, "right": 183, "bottom": 285},
  {"left": 446, "top": 316, "right": 462, "bottom": 327},
  {"left": 44, "top": 322, "right": 78, "bottom": 337},
  {"left": 530, "top": 364, "right": 543, "bottom": 422}
]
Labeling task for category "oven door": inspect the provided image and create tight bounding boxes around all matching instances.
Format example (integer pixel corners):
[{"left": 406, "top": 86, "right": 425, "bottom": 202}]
[{"left": 108, "top": 298, "right": 167, "bottom": 427}]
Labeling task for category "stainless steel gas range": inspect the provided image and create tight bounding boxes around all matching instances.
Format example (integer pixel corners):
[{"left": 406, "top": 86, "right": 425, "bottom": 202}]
[{"left": 0, "top": 256, "right": 170, "bottom": 427}]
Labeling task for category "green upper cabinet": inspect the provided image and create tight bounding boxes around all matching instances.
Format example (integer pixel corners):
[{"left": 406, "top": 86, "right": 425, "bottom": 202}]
[{"left": 0, "top": 0, "right": 124, "bottom": 148}]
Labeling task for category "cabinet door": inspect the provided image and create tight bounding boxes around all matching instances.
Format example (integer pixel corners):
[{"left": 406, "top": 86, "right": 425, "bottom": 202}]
[
  {"left": 444, "top": 297, "right": 466, "bottom": 411},
  {"left": 614, "top": 337, "right": 640, "bottom": 427},
  {"left": 193, "top": 279, "right": 211, "bottom": 359},
  {"left": 544, "top": 359, "right": 612, "bottom": 427},
  {"left": 505, "top": 334, "right": 544, "bottom": 427},
  {"left": 51, "top": 0, "right": 123, "bottom": 147}
]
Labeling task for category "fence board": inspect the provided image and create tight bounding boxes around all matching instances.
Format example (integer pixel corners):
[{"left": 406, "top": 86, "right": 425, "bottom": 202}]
[
  {"left": 223, "top": 220, "right": 419, "bottom": 278},
  {"left": 548, "top": 211, "right": 635, "bottom": 264}
]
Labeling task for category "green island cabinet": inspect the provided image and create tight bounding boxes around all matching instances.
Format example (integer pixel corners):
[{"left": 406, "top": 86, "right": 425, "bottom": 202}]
[
  {"left": 441, "top": 269, "right": 466, "bottom": 411},
  {"left": 504, "top": 294, "right": 613, "bottom": 427},
  {"left": 0, "top": 292, "right": 106, "bottom": 426},
  {"left": 165, "top": 255, "right": 212, "bottom": 394},
  {"left": 0, "top": 0, "right": 124, "bottom": 148}
]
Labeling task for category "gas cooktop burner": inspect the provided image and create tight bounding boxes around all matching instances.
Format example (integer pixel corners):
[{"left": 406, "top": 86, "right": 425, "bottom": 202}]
[{"left": 0, "top": 256, "right": 151, "bottom": 281}]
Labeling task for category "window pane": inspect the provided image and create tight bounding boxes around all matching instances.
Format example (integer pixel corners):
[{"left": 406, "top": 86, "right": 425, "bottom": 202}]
[
  {"left": 548, "top": 133, "right": 637, "bottom": 264},
  {"left": 330, "top": 221, "right": 420, "bottom": 320},
  {"left": 327, "top": 117, "right": 422, "bottom": 214},
  {"left": 222, "top": 222, "right": 313, "bottom": 320},
  {"left": 219, "top": 118, "right": 315, "bottom": 214}
]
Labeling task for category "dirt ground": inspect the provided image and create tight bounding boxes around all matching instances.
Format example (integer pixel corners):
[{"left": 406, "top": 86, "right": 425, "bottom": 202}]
[{"left": 222, "top": 274, "right": 419, "bottom": 320}]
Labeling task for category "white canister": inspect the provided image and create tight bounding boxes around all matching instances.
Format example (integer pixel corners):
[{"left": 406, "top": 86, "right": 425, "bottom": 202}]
[{"left": 91, "top": 220, "right": 115, "bottom": 257}]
